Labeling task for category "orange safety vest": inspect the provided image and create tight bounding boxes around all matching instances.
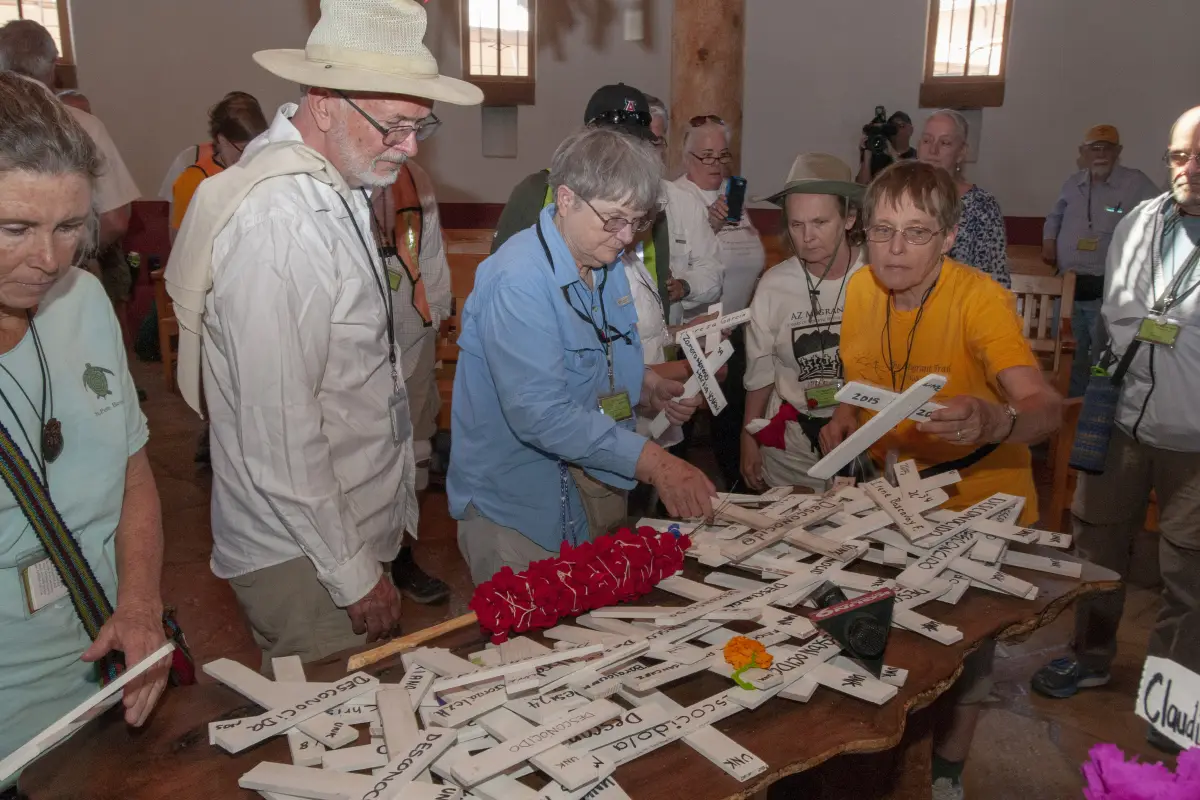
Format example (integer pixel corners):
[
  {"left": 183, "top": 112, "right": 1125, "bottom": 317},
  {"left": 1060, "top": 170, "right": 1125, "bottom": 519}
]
[{"left": 382, "top": 165, "right": 431, "bottom": 324}]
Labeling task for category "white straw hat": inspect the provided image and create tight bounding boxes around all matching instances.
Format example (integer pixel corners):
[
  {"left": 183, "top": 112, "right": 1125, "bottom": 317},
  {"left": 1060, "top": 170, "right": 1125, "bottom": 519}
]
[{"left": 254, "top": 0, "right": 483, "bottom": 106}]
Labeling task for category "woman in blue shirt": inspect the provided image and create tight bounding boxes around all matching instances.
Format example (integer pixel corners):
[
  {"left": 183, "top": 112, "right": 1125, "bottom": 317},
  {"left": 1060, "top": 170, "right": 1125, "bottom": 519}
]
[
  {"left": 0, "top": 75, "right": 169, "bottom": 781},
  {"left": 449, "top": 126, "right": 714, "bottom": 584}
]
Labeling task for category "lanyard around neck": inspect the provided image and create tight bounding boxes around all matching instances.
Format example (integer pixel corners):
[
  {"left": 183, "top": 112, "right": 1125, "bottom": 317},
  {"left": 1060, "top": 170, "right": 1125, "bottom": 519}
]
[{"left": 536, "top": 217, "right": 629, "bottom": 348}]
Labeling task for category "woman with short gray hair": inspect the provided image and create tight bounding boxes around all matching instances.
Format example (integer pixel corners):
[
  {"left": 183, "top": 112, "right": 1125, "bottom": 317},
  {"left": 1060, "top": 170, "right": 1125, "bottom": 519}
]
[{"left": 448, "top": 126, "right": 715, "bottom": 584}]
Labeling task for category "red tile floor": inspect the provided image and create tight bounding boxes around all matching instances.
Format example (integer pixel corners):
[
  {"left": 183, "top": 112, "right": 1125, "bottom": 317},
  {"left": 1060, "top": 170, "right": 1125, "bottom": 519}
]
[{"left": 135, "top": 359, "right": 1176, "bottom": 799}]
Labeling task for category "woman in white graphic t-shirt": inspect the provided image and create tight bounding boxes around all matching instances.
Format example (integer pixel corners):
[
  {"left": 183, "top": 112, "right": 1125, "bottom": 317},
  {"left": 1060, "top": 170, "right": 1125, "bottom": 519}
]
[{"left": 741, "top": 153, "right": 866, "bottom": 491}]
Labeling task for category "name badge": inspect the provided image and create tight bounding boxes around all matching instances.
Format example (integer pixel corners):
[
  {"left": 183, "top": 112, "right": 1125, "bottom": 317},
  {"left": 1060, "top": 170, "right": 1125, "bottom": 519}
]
[
  {"left": 598, "top": 390, "right": 633, "bottom": 422},
  {"left": 387, "top": 269, "right": 403, "bottom": 292},
  {"left": 1076, "top": 237, "right": 1100, "bottom": 252},
  {"left": 20, "top": 554, "right": 68, "bottom": 615},
  {"left": 1135, "top": 317, "right": 1181, "bottom": 348},
  {"left": 804, "top": 381, "right": 842, "bottom": 410},
  {"left": 389, "top": 391, "right": 412, "bottom": 446}
]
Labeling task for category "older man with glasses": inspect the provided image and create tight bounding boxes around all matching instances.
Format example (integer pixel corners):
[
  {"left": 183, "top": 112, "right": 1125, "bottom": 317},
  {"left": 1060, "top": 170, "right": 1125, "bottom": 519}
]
[
  {"left": 166, "top": 0, "right": 482, "bottom": 670},
  {"left": 1031, "top": 108, "right": 1200, "bottom": 755},
  {"left": 449, "top": 126, "right": 714, "bottom": 584},
  {"left": 1043, "top": 124, "right": 1158, "bottom": 396}
]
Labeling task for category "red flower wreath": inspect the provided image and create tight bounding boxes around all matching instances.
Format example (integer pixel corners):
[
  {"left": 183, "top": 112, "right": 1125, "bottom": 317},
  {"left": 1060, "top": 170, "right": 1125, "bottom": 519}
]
[{"left": 468, "top": 527, "right": 692, "bottom": 643}]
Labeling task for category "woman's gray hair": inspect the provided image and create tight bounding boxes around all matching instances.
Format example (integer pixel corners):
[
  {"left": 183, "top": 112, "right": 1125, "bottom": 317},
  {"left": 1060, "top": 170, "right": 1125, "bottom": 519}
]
[
  {"left": 645, "top": 94, "right": 668, "bottom": 136},
  {"left": 548, "top": 126, "right": 663, "bottom": 213},
  {"left": 682, "top": 120, "right": 733, "bottom": 155},
  {"left": 930, "top": 108, "right": 970, "bottom": 143},
  {"left": 0, "top": 19, "right": 59, "bottom": 85},
  {"left": 0, "top": 73, "right": 101, "bottom": 250}
]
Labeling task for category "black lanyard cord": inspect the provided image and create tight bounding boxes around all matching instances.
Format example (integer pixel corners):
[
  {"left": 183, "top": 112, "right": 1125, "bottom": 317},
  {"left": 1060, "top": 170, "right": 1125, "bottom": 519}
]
[
  {"left": 338, "top": 190, "right": 398, "bottom": 378},
  {"left": 537, "top": 218, "right": 630, "bottom": 346},
  {"left": 881, "top": 269, "right": 940, "bottom": 392}
]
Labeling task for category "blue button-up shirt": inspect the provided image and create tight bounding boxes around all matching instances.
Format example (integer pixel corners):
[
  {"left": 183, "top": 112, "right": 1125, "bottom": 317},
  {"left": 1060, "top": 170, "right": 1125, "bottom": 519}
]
[
  {"left": 448, "top": 205, "right": 647, "bottom": 552},
  {"left": 1044, "top": 164, "right": 1159, "bottom": 276}
]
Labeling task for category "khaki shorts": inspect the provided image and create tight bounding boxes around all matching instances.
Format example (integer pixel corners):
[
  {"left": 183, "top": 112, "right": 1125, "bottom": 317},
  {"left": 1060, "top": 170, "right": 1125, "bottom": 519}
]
[{"left": 228, "top": 556, "right": 367, "bottom": 675}]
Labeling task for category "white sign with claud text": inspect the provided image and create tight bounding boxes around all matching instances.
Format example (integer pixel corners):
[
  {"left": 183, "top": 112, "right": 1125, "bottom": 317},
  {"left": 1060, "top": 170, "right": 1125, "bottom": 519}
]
[{"left": 1137, "top": 655, "right": 1200, "bottom": 751}]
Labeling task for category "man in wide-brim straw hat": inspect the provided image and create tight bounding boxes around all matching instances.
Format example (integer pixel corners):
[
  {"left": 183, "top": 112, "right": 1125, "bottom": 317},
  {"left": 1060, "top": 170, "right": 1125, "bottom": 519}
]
[
  {"left": 165, "top": 0, "right": 481, "bottom": 670},
  {"left": 740, "top": 153, "right": 868, "bottom": 493}
]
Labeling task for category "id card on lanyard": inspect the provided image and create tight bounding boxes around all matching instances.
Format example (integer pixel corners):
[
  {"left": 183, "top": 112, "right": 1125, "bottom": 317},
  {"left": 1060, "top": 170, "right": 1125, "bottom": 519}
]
[{"left": 1141, "top": 206, "right": 1200, "bottom": 348}]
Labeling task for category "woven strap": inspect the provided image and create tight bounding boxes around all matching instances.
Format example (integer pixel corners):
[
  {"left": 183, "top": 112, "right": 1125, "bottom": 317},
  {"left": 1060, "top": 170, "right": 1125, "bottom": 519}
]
[{"left": 0, "top": 417, "right": 122, "bottom": 683}]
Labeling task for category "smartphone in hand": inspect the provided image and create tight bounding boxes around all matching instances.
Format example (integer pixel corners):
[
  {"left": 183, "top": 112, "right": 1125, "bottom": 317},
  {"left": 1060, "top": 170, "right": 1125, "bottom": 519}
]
[{"left": 725, "top": 177, "right": 748, "bottom": 223}]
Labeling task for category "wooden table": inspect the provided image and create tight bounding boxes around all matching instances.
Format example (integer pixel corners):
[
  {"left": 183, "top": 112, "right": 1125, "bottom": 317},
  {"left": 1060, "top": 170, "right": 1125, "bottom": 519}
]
[{"left": 22, "top": 557, "right": 1118, "bottom": 800}]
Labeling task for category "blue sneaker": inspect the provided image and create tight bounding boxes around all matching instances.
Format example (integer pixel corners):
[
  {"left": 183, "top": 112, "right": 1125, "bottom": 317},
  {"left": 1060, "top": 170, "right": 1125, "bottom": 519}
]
[{"left": 1031, "top": 657, "right": 1111, "bottom": 699}]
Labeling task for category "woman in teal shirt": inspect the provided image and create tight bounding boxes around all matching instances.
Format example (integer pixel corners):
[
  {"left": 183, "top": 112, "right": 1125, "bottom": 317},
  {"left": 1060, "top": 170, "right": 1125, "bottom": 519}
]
[{"left": 0, "top": 74, "right": 169, "bottom": 785}]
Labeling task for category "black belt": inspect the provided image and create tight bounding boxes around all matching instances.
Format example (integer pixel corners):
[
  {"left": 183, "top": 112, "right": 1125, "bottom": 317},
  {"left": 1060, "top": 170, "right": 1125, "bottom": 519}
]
[{"left": 1074, "top": 273, "right": 1105, "bottom": 302}]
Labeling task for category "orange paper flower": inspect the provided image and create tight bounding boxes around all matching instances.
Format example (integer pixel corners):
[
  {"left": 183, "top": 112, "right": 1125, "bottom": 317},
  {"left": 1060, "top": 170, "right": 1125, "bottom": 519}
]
[{"left": 723, "top": 636, "right": 773, "bottom": 671}]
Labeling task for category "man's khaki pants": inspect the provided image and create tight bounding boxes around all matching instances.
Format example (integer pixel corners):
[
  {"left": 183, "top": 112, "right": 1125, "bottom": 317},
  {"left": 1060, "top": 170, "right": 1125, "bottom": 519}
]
[
  {"left": 229, "top": 557, "right": 367, "bottom": 675},
  {"left": 1071, "top": 428, "right": 1200, "bottom": 673}
]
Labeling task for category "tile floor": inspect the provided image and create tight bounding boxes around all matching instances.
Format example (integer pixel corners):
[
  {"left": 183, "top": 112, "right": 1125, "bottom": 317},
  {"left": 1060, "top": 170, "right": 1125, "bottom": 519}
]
[{"left": 135, "top": 360, "right": 1177, "bottom": 799}]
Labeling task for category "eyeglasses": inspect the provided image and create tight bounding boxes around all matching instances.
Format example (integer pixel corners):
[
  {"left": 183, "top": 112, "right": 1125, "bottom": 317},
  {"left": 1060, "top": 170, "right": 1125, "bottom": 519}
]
[
  {"left": 689, "top": 114, "right": 724, "bottom": 127},
  {"left": 587, "top": 109, "right": 652, "bottom": 129},
  {"left": 688, "top": 150, "right": 733, "bottom": 166},
  {"left": 580, "top": 195, "right": 653, "bottom": 234},
  {"left": 1085, "top": 142, "right": 1118, "bottom": 153},
  {"left": 866, "top": 224, "right": 945, "bottom": 245},
  {"left": 1165, "top": 150, "right": 1200, "bottom": 168},
  {"left": 337, "top": 91, "right": 441, "bottom": 145}
]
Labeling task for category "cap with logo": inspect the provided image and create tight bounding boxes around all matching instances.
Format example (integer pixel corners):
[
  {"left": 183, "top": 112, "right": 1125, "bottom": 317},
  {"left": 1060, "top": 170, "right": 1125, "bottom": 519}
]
[
  {"left": 1083, "top": 124, "right": 1120, "bottom": 146},
  {"left": 583, "top": 83, "right": 658, "bottom": 142}
]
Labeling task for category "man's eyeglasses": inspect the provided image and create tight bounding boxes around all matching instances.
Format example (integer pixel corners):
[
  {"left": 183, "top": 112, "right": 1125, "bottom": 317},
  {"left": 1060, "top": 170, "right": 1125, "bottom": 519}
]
[
  {"left": 587, "top": 109, "right": 652, "bottom": 129},
  {"left": 866, "top": 224, "right": 944, "bottom": 245},
  {"left": 1165, "top": 150, "right": 1200, "bottom": 168},
  {"left": 689, "top": 114, "right": 724, "bottom": 127},
  {"left": 689, "top": 150, "right": 733, "bottom": 166},
  {"left": 580, "top": 195, "right": 653, "bottom": 234},
  {"left": 1085, "top": 142, "right": 1118, "bottom": 153},
  {"left": 337, "top": 91, "right": 441, "bottom": 145}
]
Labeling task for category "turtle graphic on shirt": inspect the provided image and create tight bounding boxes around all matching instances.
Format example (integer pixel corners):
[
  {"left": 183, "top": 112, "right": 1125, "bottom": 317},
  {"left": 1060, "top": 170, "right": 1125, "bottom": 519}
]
[{"left": 82, "top": 363, "right": 115, "bottom": 399}]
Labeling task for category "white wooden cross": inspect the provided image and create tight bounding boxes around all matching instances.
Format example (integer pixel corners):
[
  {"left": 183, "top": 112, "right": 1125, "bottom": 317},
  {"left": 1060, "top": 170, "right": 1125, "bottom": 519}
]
[{"left": 648, "top": 303, "right": 750, "bottom": 439}]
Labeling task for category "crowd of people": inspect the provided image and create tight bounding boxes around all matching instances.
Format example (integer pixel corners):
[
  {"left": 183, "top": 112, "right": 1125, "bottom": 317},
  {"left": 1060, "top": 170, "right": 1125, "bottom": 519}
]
[{"left": 0, "top": 1, "right": 1196, "bottom": 798}]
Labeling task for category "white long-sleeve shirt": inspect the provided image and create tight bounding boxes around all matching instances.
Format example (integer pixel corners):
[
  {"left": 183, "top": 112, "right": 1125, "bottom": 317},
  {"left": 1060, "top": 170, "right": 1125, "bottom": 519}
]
[
  {"left": 202, "top": 106, "right": 416, "bottom": 607},
  {"left": 661, "top": 179, "right": 724, "bottom": 322}
]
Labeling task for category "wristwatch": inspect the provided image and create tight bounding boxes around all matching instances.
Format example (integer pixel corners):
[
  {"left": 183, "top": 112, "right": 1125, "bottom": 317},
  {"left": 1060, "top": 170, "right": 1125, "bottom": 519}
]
[{"left": 998, "top": 403, "right": 1018, "bottom": 441}]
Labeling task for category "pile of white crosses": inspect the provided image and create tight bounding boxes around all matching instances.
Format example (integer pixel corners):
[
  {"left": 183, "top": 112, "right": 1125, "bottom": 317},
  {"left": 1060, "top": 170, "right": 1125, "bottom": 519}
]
[{"left": 206, "top": 463, "right": 1078, "bottom": 800}]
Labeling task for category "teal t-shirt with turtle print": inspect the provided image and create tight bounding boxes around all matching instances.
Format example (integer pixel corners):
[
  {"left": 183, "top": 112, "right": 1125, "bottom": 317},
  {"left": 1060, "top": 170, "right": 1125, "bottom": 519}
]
[{"left": 0, "top": 267, "right": 149, "bottom": 778}]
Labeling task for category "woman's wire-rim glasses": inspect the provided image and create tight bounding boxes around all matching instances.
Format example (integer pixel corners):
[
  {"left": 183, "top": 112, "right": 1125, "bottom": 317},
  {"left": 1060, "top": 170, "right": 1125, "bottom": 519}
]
[
  {"left": 579, "top": 195, "right": 654, "bottom": 234},
  {"left": 866, "top": 224, "right": 945, "bottom": 245}
]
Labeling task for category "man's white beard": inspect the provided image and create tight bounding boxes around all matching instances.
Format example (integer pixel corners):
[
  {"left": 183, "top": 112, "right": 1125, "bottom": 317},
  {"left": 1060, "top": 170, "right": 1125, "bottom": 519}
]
[{"left": 333, "top": 123, "right": 406, "bottom": 187}]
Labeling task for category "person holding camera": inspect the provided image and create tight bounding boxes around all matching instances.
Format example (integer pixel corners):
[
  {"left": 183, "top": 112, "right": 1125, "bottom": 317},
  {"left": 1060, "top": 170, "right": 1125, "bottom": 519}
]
[{"left": 856, "top": 109, "right": 917, "bottom": 184}]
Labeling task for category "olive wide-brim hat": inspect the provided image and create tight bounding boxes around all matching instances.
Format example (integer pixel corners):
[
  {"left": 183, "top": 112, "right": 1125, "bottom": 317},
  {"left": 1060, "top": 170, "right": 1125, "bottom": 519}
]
[{"left": 756, "top": 152, "right": 864, "bottom": 206}]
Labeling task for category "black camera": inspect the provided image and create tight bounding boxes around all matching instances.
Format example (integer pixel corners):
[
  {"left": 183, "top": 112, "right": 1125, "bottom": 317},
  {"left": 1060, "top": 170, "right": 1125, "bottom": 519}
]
[{"left": 862, "top": 105, "right": 899, "bottom": 176}]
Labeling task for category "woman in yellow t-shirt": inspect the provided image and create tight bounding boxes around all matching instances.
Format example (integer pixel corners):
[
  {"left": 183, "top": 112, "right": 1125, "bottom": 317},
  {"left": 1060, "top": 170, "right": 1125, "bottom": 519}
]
[
  {"left": 169, "top": 92, "right": 268, "bottom": 240},
  {"left": 820, "top": 159, "right": 1062, "bottom": 798},
  {"left": 822, "top": 160, "right": 1061, "bottom": 524}
]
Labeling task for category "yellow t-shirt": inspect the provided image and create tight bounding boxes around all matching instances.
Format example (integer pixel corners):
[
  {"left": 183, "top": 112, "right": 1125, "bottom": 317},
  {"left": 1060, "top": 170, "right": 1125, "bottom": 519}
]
[{"left": 840, "top": 258, "right": 1040, "bottom": 525}]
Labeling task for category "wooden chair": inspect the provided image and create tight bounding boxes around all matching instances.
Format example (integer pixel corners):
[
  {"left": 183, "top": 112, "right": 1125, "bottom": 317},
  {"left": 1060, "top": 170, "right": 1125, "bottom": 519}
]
[
  {"left": 150, "top": 269, "right": 179, "bottom": 394},
  {"left": 1011, "top": 271, "right": 1077, "bottom": 400},
  {"left": 436, "top": 252, "right": 486, "bottom": 429}
]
